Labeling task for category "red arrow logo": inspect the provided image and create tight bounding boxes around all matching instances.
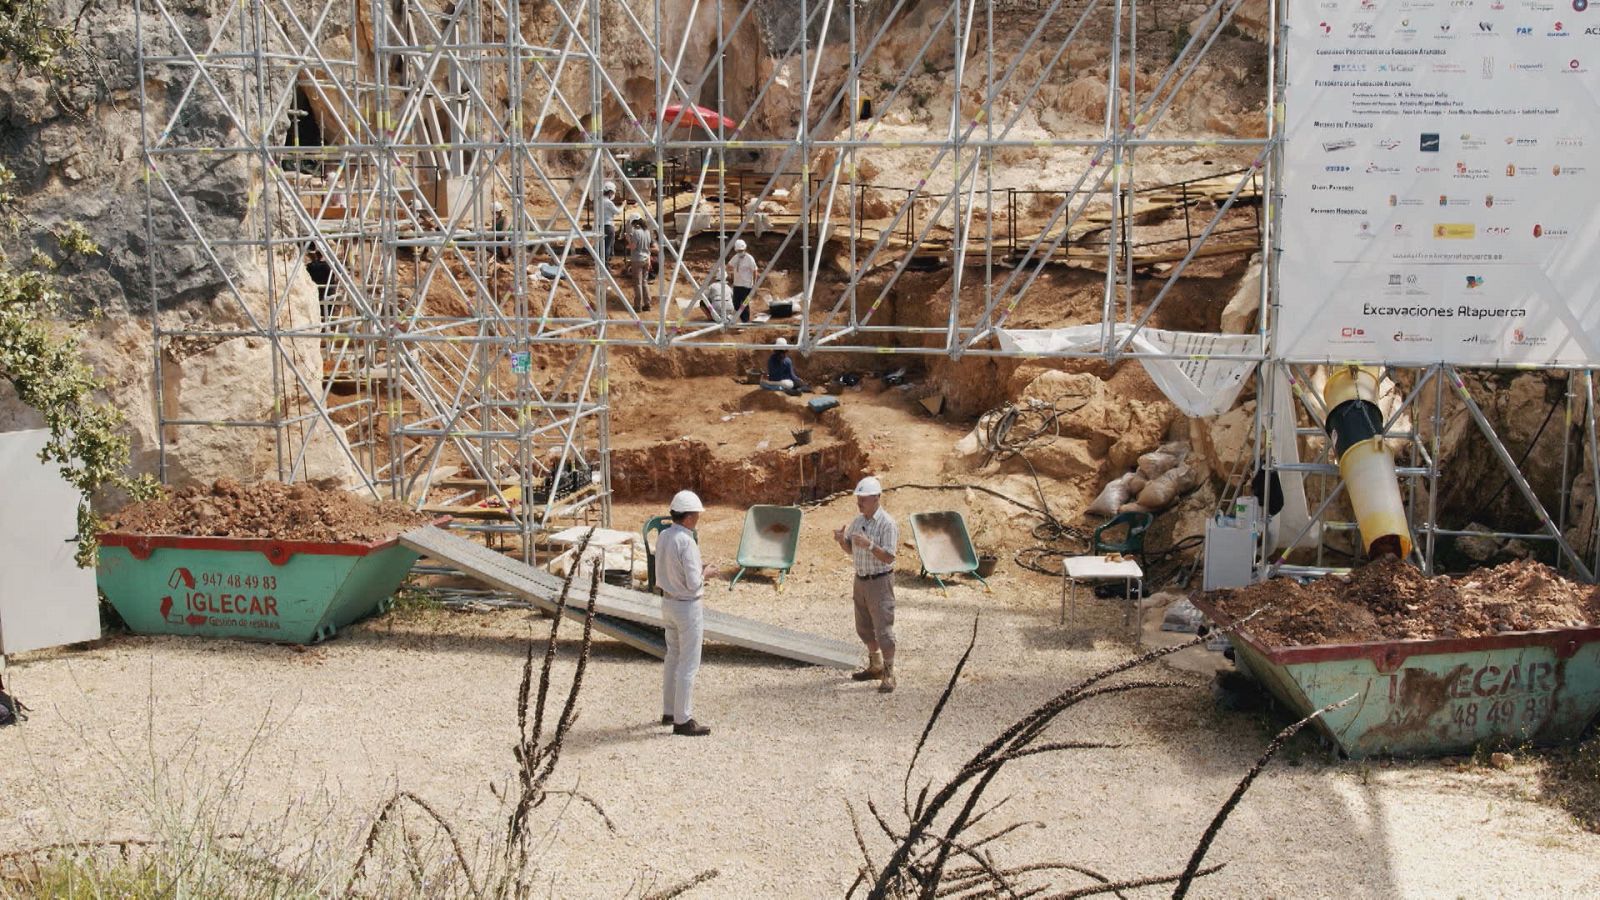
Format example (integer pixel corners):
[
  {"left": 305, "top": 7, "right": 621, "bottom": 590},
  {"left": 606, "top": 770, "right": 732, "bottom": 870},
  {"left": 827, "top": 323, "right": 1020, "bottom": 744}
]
[
  {"left": 159, "top": 596, "right": 173, "bottom": 620},
  {"left": 168, "top": 568, "right": 195, "bottom": 590}
]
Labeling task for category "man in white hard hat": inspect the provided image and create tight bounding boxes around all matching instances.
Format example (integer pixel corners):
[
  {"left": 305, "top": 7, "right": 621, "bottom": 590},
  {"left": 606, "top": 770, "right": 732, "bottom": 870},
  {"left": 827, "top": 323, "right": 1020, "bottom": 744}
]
[
  {"left": 599, "top": 181, "right": 622, "bottom": 263},
  {"left": 656, "top": 489, "right": 716, "bottom": 736},
  {"left": 766, "top": 337, "right": 809, "bottom": 396},
  {"left": 492, "top": 202, "right": 511, "bottom": 262},
  {"left": 726, "top": 238, "right": 758, "bottom": 324},
  {"left": 833, "top": 476, "right": 900, "bottom": 693}
]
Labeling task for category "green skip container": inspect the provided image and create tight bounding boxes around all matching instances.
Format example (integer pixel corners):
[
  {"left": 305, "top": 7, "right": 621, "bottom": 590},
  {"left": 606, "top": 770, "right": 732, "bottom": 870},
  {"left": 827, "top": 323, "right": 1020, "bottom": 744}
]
[
  {"left": 97, "top": 530, "right": 426, "bottom": 644},
  {"left": 1194, "top": 596, "right": 1600, "bottom": 758}
]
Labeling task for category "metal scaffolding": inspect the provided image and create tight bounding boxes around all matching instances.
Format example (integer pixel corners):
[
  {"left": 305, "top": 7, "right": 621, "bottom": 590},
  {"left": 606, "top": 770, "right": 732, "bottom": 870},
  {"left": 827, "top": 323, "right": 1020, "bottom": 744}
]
[{"left": 132, "top": 0, "right": 1596, "bottom": 576}]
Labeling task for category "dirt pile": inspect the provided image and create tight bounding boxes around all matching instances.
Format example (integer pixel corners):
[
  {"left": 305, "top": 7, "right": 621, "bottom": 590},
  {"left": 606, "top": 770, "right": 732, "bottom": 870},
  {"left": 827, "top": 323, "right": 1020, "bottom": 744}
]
[
  {"left": 1208, "top": 557, "right": 1600, "bottom": 647},
  {"left": 105, "top": 479, "right": 432, "bottom": 543}
]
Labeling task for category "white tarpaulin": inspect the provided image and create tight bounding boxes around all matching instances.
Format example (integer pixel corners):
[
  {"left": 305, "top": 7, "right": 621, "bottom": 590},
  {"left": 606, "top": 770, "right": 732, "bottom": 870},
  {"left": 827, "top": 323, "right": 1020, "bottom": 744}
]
[
  {"left": 1279, "top": 1, "right": 1600, "bottom": 364},
  {"left": 996, "top": 326, "right": 1260, "bottom": 417}
]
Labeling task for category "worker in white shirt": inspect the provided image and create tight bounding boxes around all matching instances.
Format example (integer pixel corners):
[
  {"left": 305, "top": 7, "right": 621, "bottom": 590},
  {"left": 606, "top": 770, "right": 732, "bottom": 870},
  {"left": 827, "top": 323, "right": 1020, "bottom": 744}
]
[
  {"left": 726, "top": 238, "right": 758, "bottom": 323},
  {"left": 655, "top": 490, "right": 716, "bottom": 736},
  {"left": 833, "top": 476, "right": 900, "bottom": 693},
  {"left": 599, "top": 181, "right": 622, "bottom": 263},
  {"left": 698, "top": 277, "right": 737, "bottom": 324}
]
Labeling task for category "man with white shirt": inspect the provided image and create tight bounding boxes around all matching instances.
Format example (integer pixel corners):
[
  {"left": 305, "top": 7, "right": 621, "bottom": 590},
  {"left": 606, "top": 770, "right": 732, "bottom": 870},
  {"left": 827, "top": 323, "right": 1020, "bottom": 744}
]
[
  {"left": 655, "top": 489, "right": 716, "bottom": 736},
  {"left": 598, "top": 181, "right": 622, "bottom": 263},
  {"left": 727, "top": 239, "right": 758, "bottom": 323},
  {"left": 833, "top": 476, "right": 900, "bottom": 693}
]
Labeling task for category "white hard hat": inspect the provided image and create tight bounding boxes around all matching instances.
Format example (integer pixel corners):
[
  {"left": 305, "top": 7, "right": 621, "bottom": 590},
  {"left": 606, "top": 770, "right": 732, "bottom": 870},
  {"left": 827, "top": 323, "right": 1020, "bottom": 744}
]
[
  {"left": 603, "top": 180, "right": 616, "bottom": 194},
  {"left": 774, "top": 337, "right": 788, "bottom": 347},
  {"left": 669, "top": 489, "right": 705, "bottom": 513},
  {"left": 493, "top": 201, "right": 504, "bottom": 212},
  {"left": 854, "top": 476, "right": 883, "bottom": 496},
  {"left": 733, "top": 239, "right": 747, "bottom": 252}
]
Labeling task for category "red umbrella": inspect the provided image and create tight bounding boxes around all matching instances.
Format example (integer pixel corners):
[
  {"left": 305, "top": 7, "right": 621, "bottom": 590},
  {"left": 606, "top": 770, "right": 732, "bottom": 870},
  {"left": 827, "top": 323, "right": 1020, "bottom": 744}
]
[{"left": 657, "top": 103, "right": 737, "bottom": 133}]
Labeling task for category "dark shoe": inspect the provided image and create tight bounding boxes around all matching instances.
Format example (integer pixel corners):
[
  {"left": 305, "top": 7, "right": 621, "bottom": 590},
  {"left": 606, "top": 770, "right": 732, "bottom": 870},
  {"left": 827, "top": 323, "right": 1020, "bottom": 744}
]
[
  {"left": 878, "top": 671, "right": 897, "bottom": 694},
  {"left": 673, "top": 719, "right": 712, "bottom": 737},
  {"left": 660, "top": 714, "right": 673, "bottom": 725},
  {"left": 850, "top": 667, "right": 884, "bottom": 682}
]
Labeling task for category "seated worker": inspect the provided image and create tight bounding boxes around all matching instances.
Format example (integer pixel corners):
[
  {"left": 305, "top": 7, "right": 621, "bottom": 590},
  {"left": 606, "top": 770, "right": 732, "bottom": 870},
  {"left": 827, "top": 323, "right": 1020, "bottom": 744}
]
[{"left": 765, "top": 337, "right": 810, "bottom": 396}]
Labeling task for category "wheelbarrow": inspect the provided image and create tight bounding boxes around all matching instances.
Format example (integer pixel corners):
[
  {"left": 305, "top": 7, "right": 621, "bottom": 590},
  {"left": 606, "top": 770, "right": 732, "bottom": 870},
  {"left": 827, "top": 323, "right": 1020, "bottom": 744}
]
[
  {"left": 910, "top": 511, "right": 990, "bottom": 593},
  {"left": 729, "top": 505, "right": 802, "bottom": 591}
]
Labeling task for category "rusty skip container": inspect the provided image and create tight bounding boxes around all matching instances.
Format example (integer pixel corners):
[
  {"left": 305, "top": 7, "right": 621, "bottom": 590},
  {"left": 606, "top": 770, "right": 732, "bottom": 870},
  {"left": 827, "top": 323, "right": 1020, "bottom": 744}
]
[
  {"left": 1193, "top": 596, "right": 1600, "bottom": 758},
  {"left": 97, "top": 530, "right": 427, "bottom": 644}
]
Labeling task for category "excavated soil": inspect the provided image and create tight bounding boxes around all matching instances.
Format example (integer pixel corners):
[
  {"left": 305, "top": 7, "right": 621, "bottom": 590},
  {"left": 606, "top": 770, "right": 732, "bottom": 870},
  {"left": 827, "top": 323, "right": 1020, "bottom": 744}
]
[
  {"left": 1207, "top": 557, "right": 1600, "bottom": 647},
  {"left": 105, "top": 478, "right": 433, "bottom": 543}
]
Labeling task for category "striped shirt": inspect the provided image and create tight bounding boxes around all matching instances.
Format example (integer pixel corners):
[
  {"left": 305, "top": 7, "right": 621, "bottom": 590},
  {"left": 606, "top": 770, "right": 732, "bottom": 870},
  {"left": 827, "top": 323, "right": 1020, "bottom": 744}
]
[
  {"left": 655, "top": 524, "right": 704, "bottom": 601},
  {"left": 847, "top": 507, "right": 898, "bottom": 577}
]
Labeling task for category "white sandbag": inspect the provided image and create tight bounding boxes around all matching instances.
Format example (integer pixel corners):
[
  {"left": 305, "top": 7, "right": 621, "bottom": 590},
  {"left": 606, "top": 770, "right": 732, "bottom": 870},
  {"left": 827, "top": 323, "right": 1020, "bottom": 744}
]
[{"left": 1088, "top": 473, "right": 1133, "bottom": 517}]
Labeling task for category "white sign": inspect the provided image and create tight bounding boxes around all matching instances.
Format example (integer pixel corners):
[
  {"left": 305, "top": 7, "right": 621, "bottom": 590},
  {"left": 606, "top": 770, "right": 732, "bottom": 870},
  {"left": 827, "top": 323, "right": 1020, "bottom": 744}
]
[
  {"left": 1279, "top": 0, "right": 1600, "bottom": 364},
  {"left": 0, "top": 430, "right": 99, "bottom": 654}
]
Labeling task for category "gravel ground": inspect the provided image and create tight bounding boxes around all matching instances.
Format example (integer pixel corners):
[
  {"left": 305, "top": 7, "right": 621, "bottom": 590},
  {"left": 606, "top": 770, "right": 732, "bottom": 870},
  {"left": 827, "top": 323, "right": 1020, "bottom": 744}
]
[{"left": 4, "top": 499, "right": 1600, "bottom": 897}]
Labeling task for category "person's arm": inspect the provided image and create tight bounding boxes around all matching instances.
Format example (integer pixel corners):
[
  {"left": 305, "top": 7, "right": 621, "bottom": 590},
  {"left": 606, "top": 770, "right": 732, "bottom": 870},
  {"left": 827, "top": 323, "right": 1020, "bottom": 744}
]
[
  {"left": 683, "top": 537, "right": 706, "bottom": 595},
  {"left": 849, "top": 519, "right": 896, "bottom": 564},
  {"left": 833, "top": 522, "right": 855, "bottom": 556}
]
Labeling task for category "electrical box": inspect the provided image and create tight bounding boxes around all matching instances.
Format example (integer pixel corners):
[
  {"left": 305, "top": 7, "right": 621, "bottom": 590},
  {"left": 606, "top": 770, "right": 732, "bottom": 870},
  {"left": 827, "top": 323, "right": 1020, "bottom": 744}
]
[
  {"left": 1203, "top": 498, "right": 1259, "bottom": 592},
  {"left": 0, "top": 429, "right": 100, "bottom": 654}
]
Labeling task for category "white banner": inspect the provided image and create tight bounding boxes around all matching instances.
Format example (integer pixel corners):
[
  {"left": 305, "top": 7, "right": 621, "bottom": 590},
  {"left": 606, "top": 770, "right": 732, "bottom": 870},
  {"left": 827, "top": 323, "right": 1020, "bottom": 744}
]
[
  {"left": 1280, "top": 0, "right": 1600, "bottom": 364},
  {"left": 996, "top": 326, "right": 1259, "bottom": 417}
]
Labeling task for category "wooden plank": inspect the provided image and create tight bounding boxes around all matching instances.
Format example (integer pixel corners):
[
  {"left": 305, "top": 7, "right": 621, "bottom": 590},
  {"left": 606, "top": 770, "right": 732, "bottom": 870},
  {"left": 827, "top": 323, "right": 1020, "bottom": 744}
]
[{"left": 400, "top": 526, "right": 857, "bottom": 668}]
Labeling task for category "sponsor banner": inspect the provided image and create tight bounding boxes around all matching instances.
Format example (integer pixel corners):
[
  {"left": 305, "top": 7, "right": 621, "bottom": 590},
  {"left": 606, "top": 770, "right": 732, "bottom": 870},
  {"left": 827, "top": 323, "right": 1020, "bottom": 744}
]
[{"left": 1281, "top": 0, "right": 1600, "bottom": 364}]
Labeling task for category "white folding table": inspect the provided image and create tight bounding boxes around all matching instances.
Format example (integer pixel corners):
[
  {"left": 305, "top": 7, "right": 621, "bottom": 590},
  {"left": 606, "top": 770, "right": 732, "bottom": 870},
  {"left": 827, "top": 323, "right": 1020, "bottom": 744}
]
[{"left": 1060, "top": 556, "right": 1145, "bottom": 643}]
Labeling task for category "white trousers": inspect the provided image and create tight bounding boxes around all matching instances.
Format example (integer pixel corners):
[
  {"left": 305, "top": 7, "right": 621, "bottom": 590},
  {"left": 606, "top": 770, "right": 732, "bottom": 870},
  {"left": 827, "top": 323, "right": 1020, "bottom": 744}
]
[{"left": 661, "top": 598, "right": 704, "bottom": 724}]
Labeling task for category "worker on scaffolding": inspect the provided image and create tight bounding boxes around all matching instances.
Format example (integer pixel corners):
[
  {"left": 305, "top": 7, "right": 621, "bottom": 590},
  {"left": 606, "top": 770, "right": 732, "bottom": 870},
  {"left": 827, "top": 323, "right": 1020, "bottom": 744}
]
[
  {"left": 493, "top": 202, "right": 511, "bottom": 262},
  {"left": 726, "top": 239, "right": 758, "bottom": 323},
  {"left": 599, "top": 180, "right": 623, "bottom": 264},
  {"left": 627, "top": 216, "right": 655, "bottom": 312},
  {"left": 657, "top": 490, "right": 715, "bottom": 737},
  {"left": 765, "top": 337, "right": 809, "bottom": 396}
]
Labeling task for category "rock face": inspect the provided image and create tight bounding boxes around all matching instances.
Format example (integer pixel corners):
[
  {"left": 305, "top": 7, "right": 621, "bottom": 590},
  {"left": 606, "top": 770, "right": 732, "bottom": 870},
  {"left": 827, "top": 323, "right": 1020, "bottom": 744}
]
[{"left": 0, "top": 0, "right": 364, "bottom": 493}]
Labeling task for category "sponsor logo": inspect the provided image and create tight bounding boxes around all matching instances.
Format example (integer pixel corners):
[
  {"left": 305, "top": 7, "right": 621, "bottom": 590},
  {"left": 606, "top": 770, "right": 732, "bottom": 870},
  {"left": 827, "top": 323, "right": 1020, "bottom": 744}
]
[
  {"left": 1323, "top": 139, "right": 1357, "bottom": 151},
  {"left": 1533, "top": 223, "right": 1571, "bottom": 237},
  {"left": 1333, "top": 63, "right": 1370, "bottom": 71},
  {"left": 1397, "top": 18, "right": 1421, "bottom": 37},
  {"left": 1421, "top": 132, "right": 1441, "bottom": 151},
  {"left": 1431, "top": 61, "right": 1469, "bottom": 72},
  {"left": 1461, "top": 333, "right": 1495, "bottom": 343},
  {"left": 1393, "top": 331, "right": 1433, "bottom": 343},
  {"left": 1512, "top": 328, "right": 1548, "bottom": 346},
  {"left": 1356, "top": 221, "right": 1376, "bottom": 238},
  {"left": 1318, "top": 20, "right": 1334, "bottom": 33},
  {"left": 1377, "top": 62, "right": 1418, "bottom": 72},
  {"left": 1434, "top": 222, "right": 1477, "bottom": 238},
  {"left": 1377, "top": 138, "right": 1403, "bottom": 149},
  {"left": 1556, "top": 136, "right": 1585, "bottom": 146},
  {"left": 1338, "top": 326, "right": 1371, "bottom": 341},
  {"left": 1516, "top": 25, "right": 1536, "bottom": 34},
  {"left": 1352, "top": 20, "right": 1377, "bottom": 36},
  {"left": 1417, "top": 164, "right": 1442, "bottom": 173},
  {"left": 1551, "top": 20, "right": 1570, "bottom": 33},
  {"left": 1483, "top": 55, "right": 1498, "bottom": 76},
  {"left": 1480, "top": 20, "right": 1497, "bottom": 29},
  {"left": 1389, "top": 273, "right": 1404, "bottom": 285},
  {"left": 1392, "top": 223, "right": 1413, "bottom": 236},
  {"left": 1455, "top": 161, "right": 1491, "bottom": 178},
  {"left": 1504, "top": 136, "right": 1538, "bottom": 146},
  {"left": 1367, "top": 163, "right": 1402, "bottom": 174},
  {"left": 1458, "top": 133, "right": 1488, "bottom": 149},
  {"left": 1326, "top": 164, "right": 1352, "bottom": 172},
  {"left": 1578, "top": 0, "right": 1591, "bottom": 11},
  {"left": 1466, "top": 275, "right": 1486, "bottom": 288},
  {"left": 1508, "top": 60, "right": 1545, "bottom": 70},
  {"left": 1485, "top": 225, "right": 1513, "bottom": 235},
  {"left": 1440, "top": 22, "right": 1455, "bottom": 35},
  {"left": 1566, "top": 58, "right": 1590, "bottom": 71},
  {"left": 1588, "top": 25, "right": 1600, "bottom": 32}
]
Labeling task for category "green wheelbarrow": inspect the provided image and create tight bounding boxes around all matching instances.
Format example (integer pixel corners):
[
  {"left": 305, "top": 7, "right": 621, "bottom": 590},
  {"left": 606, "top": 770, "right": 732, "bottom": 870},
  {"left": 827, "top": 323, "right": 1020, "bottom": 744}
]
[
  {"left": 910, "top": 511, "right": 990, "bottom": 593},
  {"left": 729, "top": 505, "right": 802, "bottom": 591}
]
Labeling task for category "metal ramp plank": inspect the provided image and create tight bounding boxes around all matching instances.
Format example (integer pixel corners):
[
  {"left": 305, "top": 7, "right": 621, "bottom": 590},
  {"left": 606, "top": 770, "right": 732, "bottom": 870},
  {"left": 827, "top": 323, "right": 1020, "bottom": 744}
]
[
  {"left": 401, "top": 527, "right": 665, "bottom": 657},
  {"left": 400, "top": 527, "right": 857, "bottom": 668}
]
